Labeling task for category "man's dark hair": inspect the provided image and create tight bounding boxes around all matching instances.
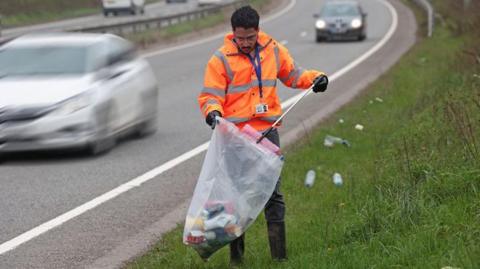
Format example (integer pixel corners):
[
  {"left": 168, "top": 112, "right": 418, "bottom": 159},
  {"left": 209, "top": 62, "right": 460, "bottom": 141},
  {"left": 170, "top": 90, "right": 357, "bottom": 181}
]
[{"left": 231, "top": 5, "right": 260, "bottom": 30}]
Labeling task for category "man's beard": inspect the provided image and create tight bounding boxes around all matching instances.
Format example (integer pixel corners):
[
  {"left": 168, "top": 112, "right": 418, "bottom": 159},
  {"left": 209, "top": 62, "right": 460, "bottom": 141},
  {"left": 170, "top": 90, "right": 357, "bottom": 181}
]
[{"left": 241, "top": 46, "right": 253, "bottom": 54}]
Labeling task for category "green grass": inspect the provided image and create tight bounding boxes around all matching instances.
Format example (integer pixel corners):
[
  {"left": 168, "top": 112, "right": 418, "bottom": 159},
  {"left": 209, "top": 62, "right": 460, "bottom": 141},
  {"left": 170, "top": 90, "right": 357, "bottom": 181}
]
[
  {"left": 127, "top": 1, "right": 480, "bottom": 268},
  {"left": 2, "top": 8, "right": 100, "bottom": 27},
  {"left": 0, "top": 0, "right": 160, "bottom": 28}
]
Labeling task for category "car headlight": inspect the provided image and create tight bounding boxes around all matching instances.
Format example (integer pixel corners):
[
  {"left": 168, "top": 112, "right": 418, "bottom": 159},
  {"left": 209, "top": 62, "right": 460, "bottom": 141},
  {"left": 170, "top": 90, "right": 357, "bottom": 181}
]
[
  {"left": 315, "top": 20, "right": 326, "bottom": 29},
  {"left": 351, "top": 19, "right": 362, "bottom": 28},
  {"left": 50, "top": 92, "right": 92, "bottom": 116}
]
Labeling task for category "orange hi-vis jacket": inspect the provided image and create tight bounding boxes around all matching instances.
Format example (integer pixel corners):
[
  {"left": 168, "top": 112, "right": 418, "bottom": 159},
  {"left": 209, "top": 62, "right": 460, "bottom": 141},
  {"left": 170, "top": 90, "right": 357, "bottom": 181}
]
[{"left": 198, "top": 31, "right": 325, "bottom": 131}]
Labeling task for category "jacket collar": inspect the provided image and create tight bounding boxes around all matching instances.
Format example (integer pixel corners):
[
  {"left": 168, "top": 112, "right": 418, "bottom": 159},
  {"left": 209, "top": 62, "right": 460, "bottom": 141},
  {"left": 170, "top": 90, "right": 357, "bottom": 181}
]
[{"left": 223, "top": 31, "right": 273, "bottom": 56}]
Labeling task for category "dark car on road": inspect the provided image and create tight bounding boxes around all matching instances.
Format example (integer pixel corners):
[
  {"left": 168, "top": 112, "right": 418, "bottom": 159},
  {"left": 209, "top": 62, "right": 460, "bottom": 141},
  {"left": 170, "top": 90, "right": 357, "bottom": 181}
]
[{"left": 313, "top": 0, "right": 367, "bottom": 42}]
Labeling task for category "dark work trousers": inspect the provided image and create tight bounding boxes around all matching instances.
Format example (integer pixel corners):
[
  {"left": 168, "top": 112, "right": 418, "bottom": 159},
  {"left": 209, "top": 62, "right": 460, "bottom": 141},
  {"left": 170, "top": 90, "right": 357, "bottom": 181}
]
[
  {"left": 262, "top": 128, "right": 285, "bottom": 223},
  {"left": 230, "top": 128, "right": 285, "bottom": 260}
]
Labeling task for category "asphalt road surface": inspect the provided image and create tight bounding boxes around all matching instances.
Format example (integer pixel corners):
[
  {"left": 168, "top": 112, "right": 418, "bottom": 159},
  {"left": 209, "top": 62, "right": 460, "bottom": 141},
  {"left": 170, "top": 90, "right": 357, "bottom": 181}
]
[{"left": 0, "top": 0, "right": 416, "bottom": 268}]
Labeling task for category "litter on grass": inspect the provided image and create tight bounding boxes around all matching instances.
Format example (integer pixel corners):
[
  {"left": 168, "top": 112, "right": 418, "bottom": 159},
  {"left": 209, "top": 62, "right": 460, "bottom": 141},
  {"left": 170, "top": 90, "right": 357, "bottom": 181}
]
[
  {"left": 333, "top": 173, "right": 343, "bottom": 186},
  {"left": 324, "top": 135, "right": 351, "bottom": 147},
  {"left": 304, "top": 169, "right": 316, "bottom": 187}
]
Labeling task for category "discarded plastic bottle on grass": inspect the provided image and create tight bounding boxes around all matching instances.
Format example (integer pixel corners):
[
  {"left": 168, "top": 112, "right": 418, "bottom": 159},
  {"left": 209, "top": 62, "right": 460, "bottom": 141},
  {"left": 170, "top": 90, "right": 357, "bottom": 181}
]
[
  {"left": 333, "top": 173, "right": 343, "bottom": 186},
  {"left": 324, "top": 135, "right": 351, "bottom": 148},
  {"left": 304, "top": 169, "right": 316, "bottom": 187}
]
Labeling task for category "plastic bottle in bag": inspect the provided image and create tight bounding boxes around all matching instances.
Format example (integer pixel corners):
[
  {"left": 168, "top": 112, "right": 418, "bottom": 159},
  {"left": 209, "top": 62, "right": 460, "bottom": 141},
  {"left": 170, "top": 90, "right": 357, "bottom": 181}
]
[
  {"left": 202, "top": 204, "right": 225, "bottom": 219},
  {"left": 304, "top": 170, "right": 316, "bottom": 187}
]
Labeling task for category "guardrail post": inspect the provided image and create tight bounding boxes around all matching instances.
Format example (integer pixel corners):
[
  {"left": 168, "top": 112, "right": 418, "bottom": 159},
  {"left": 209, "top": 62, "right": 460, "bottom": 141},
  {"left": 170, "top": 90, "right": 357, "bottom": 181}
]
[{"left": 412, "top": 0, "right": 434, "bottom": 37}]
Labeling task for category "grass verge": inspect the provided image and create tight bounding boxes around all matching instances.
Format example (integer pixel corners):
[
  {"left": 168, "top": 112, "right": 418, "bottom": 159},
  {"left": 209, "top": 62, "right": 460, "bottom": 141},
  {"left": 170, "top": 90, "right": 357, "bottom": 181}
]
[
  {"left": 127, "top": 0, "right": 480, "bottom": 268},
  {"left": 1, "top": 0, "right": 160, "bottom": 28}
]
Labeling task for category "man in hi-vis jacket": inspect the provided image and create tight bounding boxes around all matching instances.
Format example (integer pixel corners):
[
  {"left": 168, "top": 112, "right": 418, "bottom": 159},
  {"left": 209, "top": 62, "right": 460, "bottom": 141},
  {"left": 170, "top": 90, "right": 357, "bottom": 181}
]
[{"left": 198, "top": 5, "right": 329, "bottom": 264}]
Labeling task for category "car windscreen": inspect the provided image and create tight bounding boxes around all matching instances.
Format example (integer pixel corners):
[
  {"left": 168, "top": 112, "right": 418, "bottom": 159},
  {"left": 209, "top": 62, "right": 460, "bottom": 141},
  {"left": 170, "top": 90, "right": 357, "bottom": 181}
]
[
  {"left": 320, "top": 3, "right": 360, "bottom": 17},
  {"left": 0, "top": 46, "right": 88, "bottom": 77}
]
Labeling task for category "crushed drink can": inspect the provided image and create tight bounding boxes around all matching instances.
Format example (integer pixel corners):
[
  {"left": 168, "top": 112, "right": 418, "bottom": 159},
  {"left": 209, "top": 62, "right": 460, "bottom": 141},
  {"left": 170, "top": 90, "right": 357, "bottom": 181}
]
[{"left": 186, "top": 230, "right": 205, "bottom": 245}]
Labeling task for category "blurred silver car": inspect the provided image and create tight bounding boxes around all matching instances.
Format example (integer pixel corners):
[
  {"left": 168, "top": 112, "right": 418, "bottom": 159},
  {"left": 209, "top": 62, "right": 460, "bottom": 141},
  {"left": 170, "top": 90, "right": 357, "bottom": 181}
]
[
  {"left": 101, "top": 0, "right": 145, "bottom": 16},
  {"left": 314, "top": 0, "right": 367, "bottom": 42},
  {"left": 0, "top": 33, "right": 159, "bottom": 155},
  {"left": 166, "top": 0, "right": 188, "bottom": 3},
  {"left": 198, "top": 0, "right": 224, "bottom": 7}
]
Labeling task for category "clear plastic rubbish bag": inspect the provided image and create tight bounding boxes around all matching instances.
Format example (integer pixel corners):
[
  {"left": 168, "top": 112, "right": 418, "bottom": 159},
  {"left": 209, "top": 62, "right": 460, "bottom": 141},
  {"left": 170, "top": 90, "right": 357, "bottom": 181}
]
[{"left": 183, "top": 117, "right": 284, "bottom": 260}]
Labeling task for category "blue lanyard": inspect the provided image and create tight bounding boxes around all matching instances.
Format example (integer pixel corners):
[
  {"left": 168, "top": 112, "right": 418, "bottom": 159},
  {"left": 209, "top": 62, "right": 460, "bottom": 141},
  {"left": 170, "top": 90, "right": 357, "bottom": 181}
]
[{"left": 247, "top": 45, "right": 263, "bottom": 98}]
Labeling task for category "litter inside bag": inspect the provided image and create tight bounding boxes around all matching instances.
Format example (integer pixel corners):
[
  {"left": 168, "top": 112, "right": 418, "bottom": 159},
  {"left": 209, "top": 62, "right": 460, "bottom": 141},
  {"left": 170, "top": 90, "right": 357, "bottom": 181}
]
[{"left": 183, "top": 118, "right": 284, "bottom": 260}]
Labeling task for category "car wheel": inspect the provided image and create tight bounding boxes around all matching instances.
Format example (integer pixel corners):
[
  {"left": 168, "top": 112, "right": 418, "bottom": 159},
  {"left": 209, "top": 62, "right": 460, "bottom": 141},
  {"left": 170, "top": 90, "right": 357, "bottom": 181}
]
[
  {"left": 103, "top": 10, "right": 109, "bottom": 17},
  {"left": 135, "top": 90, "right": 158, "bottom": 138},
  {"left": 316, "top": 35, "right": 324, "bottom": 43},
  {"left": 113, "top": 11, "right": 118, "bottom": 16},
  {"left": 140, "top": 8, "right": 145, "bottom": 14},
  {"left": 88, "top": 104, "right": 116, "bottom": 155},
  {"left": 135, "top": 117, "right": 157, "bottom": 138},
  {"left": 358, "top": 34, "right": 366, "bottom": 41}
]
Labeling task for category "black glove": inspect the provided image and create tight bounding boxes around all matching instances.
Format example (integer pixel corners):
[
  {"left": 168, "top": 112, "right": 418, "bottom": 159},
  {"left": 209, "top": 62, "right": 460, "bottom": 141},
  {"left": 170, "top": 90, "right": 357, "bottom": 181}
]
[
  {"left": 206, "top": 110, "right": 222, "bottom": 129},
  {"left": 312, "top": 75, "right": 329, "bottom": 93}
]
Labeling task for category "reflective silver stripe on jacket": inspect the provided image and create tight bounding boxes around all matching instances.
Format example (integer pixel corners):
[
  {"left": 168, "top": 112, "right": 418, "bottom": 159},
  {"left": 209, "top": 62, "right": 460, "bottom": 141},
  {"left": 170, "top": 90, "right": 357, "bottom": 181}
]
[
  {"left": 227, "top": 79, "right": 277, "bottom": 94},
  {"left": 259, "top": 115, "right": 282, "bottom": 123},
  {"left": 273, "top": 45, "right": 280, "bottom": 72},
  {"left": 279, "top": 62, "right": 305, "bottom": 88},
  {"left": 225, "top": 117, "right": 250, "bottom": 124},
  {"left": 214, "top": 50, "right": 234, "bottom": 81},
  {"left": 227, "top": 83, "right": 251, "bottom": 94},
  {"left": 202, "top": 99, "right": 220, "bottom": 113},
  {"left": 201, "top": 87, "right": 225, "bottom": 98},
  {"left": 279, "top": 62, "right": 298, "bottom": 84},
  {"left": 255, "top": 79, "right": 277, "bottom": 87},
  {"left": 292, "top": 67, "right": 305, "bottom": 88}
]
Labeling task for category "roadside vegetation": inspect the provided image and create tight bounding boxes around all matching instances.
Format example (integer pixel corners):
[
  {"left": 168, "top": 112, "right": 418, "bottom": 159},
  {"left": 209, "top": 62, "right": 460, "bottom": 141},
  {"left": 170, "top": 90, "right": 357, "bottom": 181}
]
[
  {"left": 0, "top": 0, "right": 159, "bottom": 27},
  {"left": 125, "top": 0, "right": 273, "bottom": 50},
  {"left": 127, "top": 0, "right": 480, "bottom": 268}
]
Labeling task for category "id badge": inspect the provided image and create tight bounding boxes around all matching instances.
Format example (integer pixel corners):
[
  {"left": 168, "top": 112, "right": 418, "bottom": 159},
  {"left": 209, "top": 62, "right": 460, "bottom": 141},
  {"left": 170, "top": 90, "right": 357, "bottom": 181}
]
[{"left": 255, "top": 103, "right": 269, "bottom": 114}]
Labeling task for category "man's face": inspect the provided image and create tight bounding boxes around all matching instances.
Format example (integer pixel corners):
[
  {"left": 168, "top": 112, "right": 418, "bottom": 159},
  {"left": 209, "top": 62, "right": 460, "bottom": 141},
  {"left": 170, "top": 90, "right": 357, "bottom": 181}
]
[{"left": 233, "top": 27, "right": 259, "bottom": 54}]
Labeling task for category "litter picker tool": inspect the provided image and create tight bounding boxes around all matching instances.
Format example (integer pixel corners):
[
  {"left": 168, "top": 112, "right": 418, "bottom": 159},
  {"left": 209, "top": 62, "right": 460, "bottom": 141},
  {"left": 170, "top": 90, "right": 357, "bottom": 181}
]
[{"left": 257, "top": 84, "right": 316, "bottom": 143}]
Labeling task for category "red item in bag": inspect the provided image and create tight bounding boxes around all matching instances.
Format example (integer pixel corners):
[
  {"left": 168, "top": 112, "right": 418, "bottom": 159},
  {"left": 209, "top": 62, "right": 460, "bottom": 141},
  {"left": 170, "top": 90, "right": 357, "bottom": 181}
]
[
  {"left": 241, "top": 125, "right": 281, "bottom": 155},
  {"left": 186, "top": 231, "right": 205, "bottom": 244}
]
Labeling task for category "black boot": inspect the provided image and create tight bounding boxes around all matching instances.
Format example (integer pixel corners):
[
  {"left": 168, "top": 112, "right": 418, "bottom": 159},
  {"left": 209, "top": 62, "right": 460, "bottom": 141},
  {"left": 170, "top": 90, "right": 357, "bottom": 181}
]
[
  {"left": 267, "top": 222, "right": 287, "bottom": 261},
  {"left": 229, "top": 234, "right": 244, "bottom": 265}
]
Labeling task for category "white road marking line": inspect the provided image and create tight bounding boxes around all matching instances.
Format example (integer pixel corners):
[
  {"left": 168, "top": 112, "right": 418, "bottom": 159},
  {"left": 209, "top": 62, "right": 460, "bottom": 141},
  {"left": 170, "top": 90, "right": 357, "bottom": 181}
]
[
  {"left": 0, "top": 0, "right": 398, "bottom": 255},
  {"left": 300, "top": 31, "right": 307, "bottom": 37},
  {"left": 280, "top": 40, "right": 288, "bottom": 45}
]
